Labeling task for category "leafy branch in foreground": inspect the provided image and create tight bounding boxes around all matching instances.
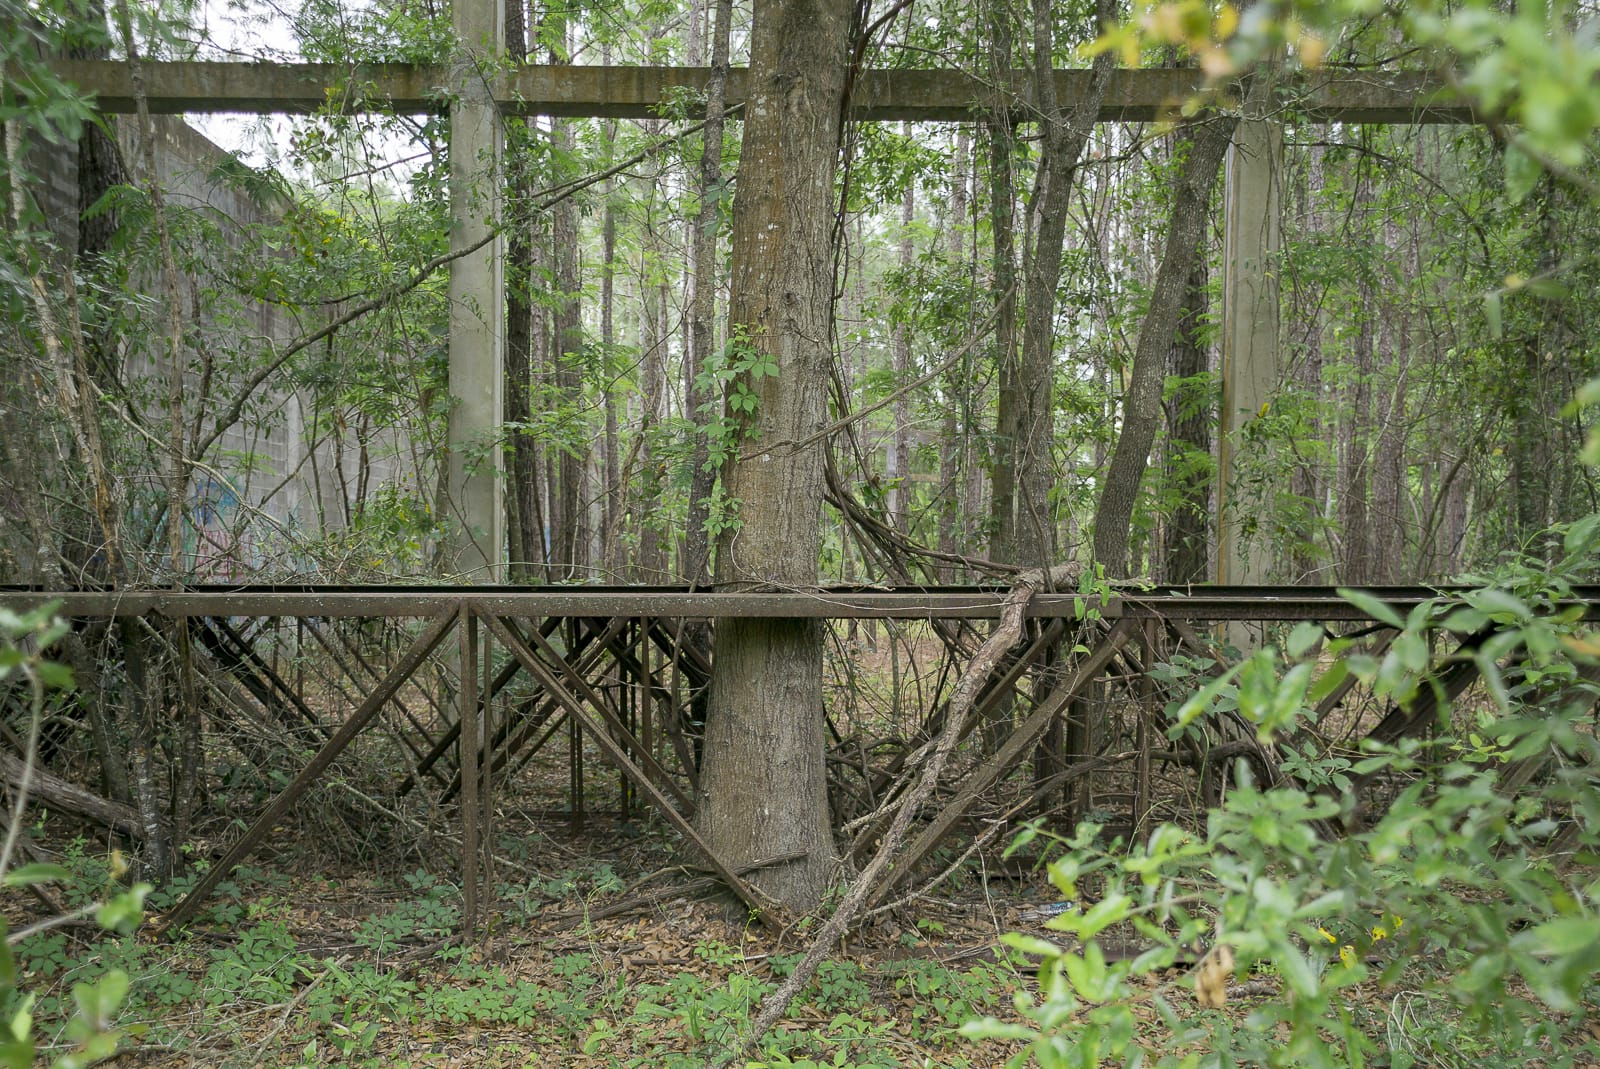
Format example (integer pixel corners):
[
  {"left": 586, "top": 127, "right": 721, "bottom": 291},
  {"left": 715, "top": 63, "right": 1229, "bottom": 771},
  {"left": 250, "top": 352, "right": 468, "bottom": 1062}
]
[
  {"left": 0, "top": 605, "right": 149, "bottom": 1069},
  {"left": 967, "top": 523, "right": 1600, "bottom": 1069}
]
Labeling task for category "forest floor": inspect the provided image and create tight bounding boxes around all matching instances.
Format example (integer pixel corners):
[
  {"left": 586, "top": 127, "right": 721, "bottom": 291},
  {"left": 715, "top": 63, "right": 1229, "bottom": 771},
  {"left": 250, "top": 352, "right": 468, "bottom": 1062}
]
[
  {"left": 7, "top": 627, "right": 1591, "bottom": 1067},
  {"left": 8, "top": 812, "right": 1553, "bottom": 1069}
]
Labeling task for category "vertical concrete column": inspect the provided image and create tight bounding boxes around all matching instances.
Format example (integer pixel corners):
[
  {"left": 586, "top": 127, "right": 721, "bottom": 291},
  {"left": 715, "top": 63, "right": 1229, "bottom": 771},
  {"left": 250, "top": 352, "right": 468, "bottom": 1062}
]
[
  {"left": 445, "top": 0, "right": 505, "bottom": 579},
  {"left": 1217, "top": 116, "right": 1282, "bottom": 587}
]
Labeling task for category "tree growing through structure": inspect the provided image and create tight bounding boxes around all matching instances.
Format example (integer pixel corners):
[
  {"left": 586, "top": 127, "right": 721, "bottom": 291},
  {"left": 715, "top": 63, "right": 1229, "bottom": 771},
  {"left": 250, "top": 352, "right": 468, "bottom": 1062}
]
[{"left": 692, "top": 0, "right": 856, "bottom": 913}]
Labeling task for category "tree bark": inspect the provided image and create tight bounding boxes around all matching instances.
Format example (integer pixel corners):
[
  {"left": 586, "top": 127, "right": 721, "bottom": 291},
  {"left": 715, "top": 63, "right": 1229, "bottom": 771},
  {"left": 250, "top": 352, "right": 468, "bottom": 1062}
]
[
  {"left": 549, "top": 122, "right": 583, "bottom": 579},
  {"left": 0, "top": 750, "right": 144, "bottom": 840},
  {"left": 504, "top": 0, "right": 543, "bottom": 581},
  {"left": 888, "top": 127, "right": 914, "bottom": 531},
  {"left": 1338, "top": 152, "right": 1375, "bottom": 584},
  {"left": 1161, "top": 251, "right": 1212, "bottom": 583},
  {"left": 984, "top": 4, "right": 1021, "bottom": 567},
  {"left": 683, "top": 0, "right": 733, "bottom": 587},
  {"left": 936, "top": 127, "right": 971, "bottom": 580},
  {"left": 598, "top": 72, "right": 622, "bottom": 577},
  {"left": 1094, "top": 114, "right": 1238, "bottom": 578},
  {"left": 694, "top": 0, "right": 852, "bottom": 913},
  {"left": 1009, "top": 0, "right": 1115, "bottom": 571}
]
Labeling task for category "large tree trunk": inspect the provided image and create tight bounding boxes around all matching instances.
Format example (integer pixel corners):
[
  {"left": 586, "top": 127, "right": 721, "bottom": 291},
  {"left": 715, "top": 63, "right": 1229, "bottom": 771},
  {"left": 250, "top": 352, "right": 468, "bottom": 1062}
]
[
  {"left": 1093, "top": 114, "right": 1238, "bottom": 578},
  {"left": 694, "top": 0, "right": 852, "bottom": 914}
]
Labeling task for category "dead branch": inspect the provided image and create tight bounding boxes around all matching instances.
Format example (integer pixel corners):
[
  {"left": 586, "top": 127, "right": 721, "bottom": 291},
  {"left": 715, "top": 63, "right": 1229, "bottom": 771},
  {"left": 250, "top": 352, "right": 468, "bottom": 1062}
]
[
  {"left": 0, "top": 749, "right": 146, "bottom": 840},
  {"left": 708, "top": 573, "right": 1049, "bottom": 1067}
]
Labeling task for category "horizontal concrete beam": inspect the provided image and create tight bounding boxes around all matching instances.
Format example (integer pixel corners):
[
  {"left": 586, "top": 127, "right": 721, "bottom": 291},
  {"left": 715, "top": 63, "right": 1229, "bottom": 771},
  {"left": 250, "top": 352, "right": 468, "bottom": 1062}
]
[{"left": 36, "top": 59, "right": 1477, "bottom": 123}]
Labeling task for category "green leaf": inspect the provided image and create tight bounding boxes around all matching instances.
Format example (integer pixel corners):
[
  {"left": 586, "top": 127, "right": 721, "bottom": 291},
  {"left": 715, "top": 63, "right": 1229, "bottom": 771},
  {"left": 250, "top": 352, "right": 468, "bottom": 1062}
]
[
  {"left": 1286, "top": 622, "right": 1324, "bottom": 660},
  {"left": 95, "top": 884, "right": 149, "bottom": 935},
  {"left": 1000, "top": 932, "right": 1064, "bottom": 958},
  {"left": 1, "top": 863, "right": 70, "bottom": 887},
  {"left": 1308, "top": 659, "right": 1349, "bottom": 706},
  {"left": 33, "top": 662, "right": 73, "bottom": 690},
  {"left": 1503, "top": 143, "right": 1541, "bottom": 204},
  {"left": 1465, "top": 588, "right": 1528, "bottom": 619},
  {"left": 1077, "top": 893, "right": 1131, "bottom": 941},
  {"left": 1336, "top": 589, "right": 1404, "bottom": 630},
  {"left": 959, "top": 1017, "right": 1037, "bottom": 1042},
  {"left": 1484, "top": 291, "right": 1503, "bottom": 338}
]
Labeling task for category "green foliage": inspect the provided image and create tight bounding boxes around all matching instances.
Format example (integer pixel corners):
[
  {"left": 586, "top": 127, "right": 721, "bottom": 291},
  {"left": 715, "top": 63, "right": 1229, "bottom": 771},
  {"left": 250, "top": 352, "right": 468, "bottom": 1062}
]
[
  {"left": 967, "top": 543, "right": 1600, "bottom": 1068},
  {"left": 0, "top": 0, "right": 98, "bottom": 152},
  {"left": 0, "top": 609, "right": 147, "bottom": 1069}
]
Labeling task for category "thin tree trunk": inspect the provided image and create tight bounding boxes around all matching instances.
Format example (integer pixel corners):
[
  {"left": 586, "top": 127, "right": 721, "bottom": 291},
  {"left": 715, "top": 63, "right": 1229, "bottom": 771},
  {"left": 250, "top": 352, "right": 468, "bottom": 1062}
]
[
  {"left": 600, "top": 102, "right": 621, "bottom": 576},
  {"left": 889, "top": 127, "right": 915, "bottom": 531},
  {"left": 1008, "top": 0, "right": 1116, "bottom": 570},
  {"left": 984, "top": 59, "right": 1021, "bottom": 562},
  {"left": 937, "top": 127, "right": 971, "bottom": 580},
  {"left": 1369, "top": 218, "right": 1410, "bottom": 582},
  {"left": 504, "top": 0, "right": 543, "bottom": 581},
  {"left": 1093, "top": 113, "right": 1239, "bottom": 578},
  {"left": 550, "top": 171, "right": 582, "bottom": 578},
  {"left": 1161, "top": 253, "right": 1212, "bottom": 583},
  {"left": 1339, "top": 167, "right": 1375, "bottom": 585},
  {"left": 684, "top": 0, "right": 733, "bottom": 587}
]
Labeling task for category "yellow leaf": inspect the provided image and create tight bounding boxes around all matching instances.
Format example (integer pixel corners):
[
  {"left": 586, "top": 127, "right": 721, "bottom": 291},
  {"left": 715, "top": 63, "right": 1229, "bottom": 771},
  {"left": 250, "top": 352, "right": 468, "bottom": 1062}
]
[
  {"left": 1297, "top": 32, "right": 1327, "bottom": 69},
  {"left": 1215, "top": 3, "right": 1238, "bottom": 38},
  {"left": 1199, "top": 45, "right": 1236, "bottom": 77},
  {"left": 1194, "top": 943, "right": 1234, "bottom": 1008}
]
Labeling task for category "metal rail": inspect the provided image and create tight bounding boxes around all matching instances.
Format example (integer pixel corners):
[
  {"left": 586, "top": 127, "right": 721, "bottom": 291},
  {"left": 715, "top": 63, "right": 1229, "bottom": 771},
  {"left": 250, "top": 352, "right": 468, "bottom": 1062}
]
[{"left": 1, "top": 584, "right": 1594, "bottom": 621}]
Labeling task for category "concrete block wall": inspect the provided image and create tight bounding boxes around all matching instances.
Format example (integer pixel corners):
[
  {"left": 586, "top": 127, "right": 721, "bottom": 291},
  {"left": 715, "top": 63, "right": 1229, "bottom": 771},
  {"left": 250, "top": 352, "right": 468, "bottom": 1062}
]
[{"left": 15, "top": 114, "right": 422, "bottom": 580}]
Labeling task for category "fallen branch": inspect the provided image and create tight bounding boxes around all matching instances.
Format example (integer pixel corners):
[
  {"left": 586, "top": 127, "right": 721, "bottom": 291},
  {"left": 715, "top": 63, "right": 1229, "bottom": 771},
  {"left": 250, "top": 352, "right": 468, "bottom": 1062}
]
[
  {"left": 707, "top": 571, "right": 1058, "bottom": 1067},
  {"left": 0, "top": 750, "right": 145, "bottom": 840}
]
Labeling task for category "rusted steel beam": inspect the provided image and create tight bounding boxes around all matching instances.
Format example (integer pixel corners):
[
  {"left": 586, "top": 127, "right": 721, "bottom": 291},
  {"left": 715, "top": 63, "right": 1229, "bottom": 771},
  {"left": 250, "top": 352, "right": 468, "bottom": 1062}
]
[
  {"left": 0, "top": 589, "right": 1050, "bottom": 617},
  {"left": 514, "top": 619, "right": 691, "bottom": 813},
  {"left": 298, "top": 617, "right": 440, "bottom": 778},
  {"left": 5, "top": 585, "right": 1597, "bottom": 621},
  {"left": 161, "top": 607, "right": 459, "bottom": 932},
  {"left": 438, "top": 616, "right": 634, "bottom": 802},
  {"left": 460, "top": 607, "right": 481, "bottom": 937},
  {"left": 397, "top": 614, "right": 572, "bottom": 795},
  {"left": 851, "top": 617, "right": 1071, "bottom": 862},
  {"left": 37, "top": 60, "right": 1475, "bottom": 123},
  {"left": 480, "top": 613, "right": 783, "bottom": 925},
  {"left": 1363, "top": 626, "right": 1497, "bottom": 748},
  {"left": 193, "top": 618, "right": 327, "bottom": 739}
]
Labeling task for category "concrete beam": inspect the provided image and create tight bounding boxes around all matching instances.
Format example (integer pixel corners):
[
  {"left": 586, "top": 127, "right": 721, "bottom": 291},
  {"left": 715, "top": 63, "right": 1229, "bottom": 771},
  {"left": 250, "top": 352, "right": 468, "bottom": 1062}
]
[
  {"left": 443, "top": 0, "right": 505, "bottom": 579},
  {"left": 1217, "top": 117, "right": 1284, "bottom": 588},
  {"left": 38, "top": 59, "right": 1478, "bottom": 123}
]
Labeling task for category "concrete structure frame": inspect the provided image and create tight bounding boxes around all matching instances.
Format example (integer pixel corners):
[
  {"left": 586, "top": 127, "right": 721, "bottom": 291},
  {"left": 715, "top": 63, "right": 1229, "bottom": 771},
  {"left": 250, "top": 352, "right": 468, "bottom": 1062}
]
[{"left": 23, "top": 45, "right": 1487, "bottom": 580}]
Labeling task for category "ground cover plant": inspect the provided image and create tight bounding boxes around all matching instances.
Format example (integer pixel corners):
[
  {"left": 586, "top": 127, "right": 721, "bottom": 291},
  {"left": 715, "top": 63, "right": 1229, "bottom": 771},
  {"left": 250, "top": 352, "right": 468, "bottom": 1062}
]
[{"left": 5, "top": 0, "right": 1600, "bottom": 1064}]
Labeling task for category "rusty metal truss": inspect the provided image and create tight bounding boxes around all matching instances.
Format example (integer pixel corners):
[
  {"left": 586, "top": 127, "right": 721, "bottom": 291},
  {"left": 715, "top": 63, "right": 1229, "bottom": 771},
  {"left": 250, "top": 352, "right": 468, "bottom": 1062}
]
[{"left": 1, "top": 584, "right": 1591, "bottom": 932}]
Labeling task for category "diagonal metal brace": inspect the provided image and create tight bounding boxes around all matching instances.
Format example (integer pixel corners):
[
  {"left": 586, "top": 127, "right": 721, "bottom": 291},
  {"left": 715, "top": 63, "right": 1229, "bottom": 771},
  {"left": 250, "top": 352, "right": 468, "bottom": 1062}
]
[
  {"left": 480, "top": 613, "right": 783, "bottom": 926},
  {"left": 161, "top": 607, "right": 460, "bottom": 932}
]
